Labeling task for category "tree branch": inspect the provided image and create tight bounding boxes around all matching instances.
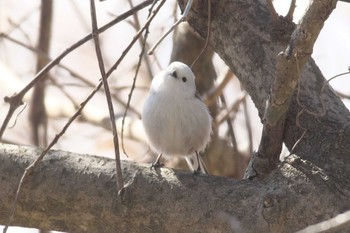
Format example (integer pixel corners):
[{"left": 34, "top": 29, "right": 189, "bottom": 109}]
[
  {"left": 250, "top": 0, "right": 339, "bottom": 177},
  {"left": 89, "top": 0, "right": 123, "bottom": 193},
  {"left": 178, "top": 0, "right": 350, "bottom": 179},
  {"left": 0, "top": 144, "right": 349, "bottom": 232}
]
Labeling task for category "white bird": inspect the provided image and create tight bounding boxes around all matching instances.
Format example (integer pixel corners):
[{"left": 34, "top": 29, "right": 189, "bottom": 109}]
[{"left": 142, "top": 61, "right": 211, "bottom": 173}]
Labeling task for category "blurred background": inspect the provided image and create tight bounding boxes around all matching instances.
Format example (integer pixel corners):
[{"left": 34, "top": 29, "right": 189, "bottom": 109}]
[{"left": 0, "top": 0, "right": 349, "bottom": 232}]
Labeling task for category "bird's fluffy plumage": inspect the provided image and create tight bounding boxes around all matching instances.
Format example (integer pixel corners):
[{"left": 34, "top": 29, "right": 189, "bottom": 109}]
[{"left": 142, "top": 62, "right": 211, "bottom": 157}]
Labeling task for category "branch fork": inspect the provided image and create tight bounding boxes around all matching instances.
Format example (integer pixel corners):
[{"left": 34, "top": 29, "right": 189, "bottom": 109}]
[{"left": 245, "top": 0, "right": 339, "bottom": 179}]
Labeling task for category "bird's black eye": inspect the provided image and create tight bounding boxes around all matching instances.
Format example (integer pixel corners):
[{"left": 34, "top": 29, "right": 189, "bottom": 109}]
[
  {"left": 182, "top": 77, "right": 187, "bottom": 82},
  {"left": 172, "top": 71, "right": 178, "bottom": 78}
]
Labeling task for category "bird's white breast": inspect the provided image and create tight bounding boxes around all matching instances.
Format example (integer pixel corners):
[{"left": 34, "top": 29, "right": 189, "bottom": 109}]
[{"left": 142, "top": 90, "right": 211, "bottom": 156}]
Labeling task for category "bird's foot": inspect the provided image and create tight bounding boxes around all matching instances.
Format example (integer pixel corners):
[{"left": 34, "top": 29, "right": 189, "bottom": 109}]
[
  {"left": 150, "top": 154, "right": 164, "bottom": 170},
  {"left": 150, "top": 160, "right": 164, "bottom": 170}
]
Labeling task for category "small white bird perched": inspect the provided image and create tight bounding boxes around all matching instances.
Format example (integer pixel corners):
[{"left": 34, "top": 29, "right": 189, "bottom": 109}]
[{"left": 142, "top": 61, "right": 211, "bottom": 173}]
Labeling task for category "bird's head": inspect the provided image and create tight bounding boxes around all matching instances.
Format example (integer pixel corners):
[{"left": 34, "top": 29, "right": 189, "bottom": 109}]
[{"left": 151, "top": 61, "right": 196, "bottom": 98}]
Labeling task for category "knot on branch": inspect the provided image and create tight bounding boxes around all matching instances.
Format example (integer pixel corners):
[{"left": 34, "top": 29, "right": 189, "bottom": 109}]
[{"left": 4, "top": 93, "right": 24, "bottom": 107}]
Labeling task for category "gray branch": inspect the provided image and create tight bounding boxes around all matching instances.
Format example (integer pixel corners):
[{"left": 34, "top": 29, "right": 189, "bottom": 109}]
[
  {"left": 1, "top": 144, "right": 349, "bottom": 232},
  {"left": 178, "top": 0, "right": 350, "bottom": 178}
]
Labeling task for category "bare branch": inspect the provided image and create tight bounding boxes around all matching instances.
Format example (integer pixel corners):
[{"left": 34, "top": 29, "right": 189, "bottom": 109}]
[
  {"left": 286, "top": 0, "right": 297, "bottom": 21},
  {"left": 121, "top": 0, "right": 156, "bottom": 158},
  {"left": 89, "top": 0, "right": 123, "bottom": 193},
  {"left": 204, "top": 68, "right": 233, "bottom": 106},
  {"left": 126, "top": 0, "right": 154, "bottom": 80},
  {"left": 148, "top": 0, "right": 193, "bottom": 55},
  {"left": 251, "top": 0, "right": 338, "bottom": 177}
]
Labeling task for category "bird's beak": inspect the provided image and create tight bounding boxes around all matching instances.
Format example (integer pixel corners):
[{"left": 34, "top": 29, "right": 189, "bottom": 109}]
[{"left": 170, "top": 71, "right": 178, "bottom": 79}]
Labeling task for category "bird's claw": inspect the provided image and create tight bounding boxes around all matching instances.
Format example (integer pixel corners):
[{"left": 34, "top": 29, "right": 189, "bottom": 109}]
[{"left": 150, "top": 161, "right": 164, "bottom": 170}]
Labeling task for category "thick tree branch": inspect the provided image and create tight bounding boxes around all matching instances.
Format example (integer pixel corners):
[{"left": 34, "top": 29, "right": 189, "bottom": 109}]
[
  {"left": 252, "top": 0, "right": 338, "bottom": 177},
  {"left": 0, "top": 143, "right": 349, "bottom": 232},
  {"left": 286, "top": 0, "right": 296, "bottom": 21},
  {"left": 178, "top": 0, "right": 350, "bottom": 180}
]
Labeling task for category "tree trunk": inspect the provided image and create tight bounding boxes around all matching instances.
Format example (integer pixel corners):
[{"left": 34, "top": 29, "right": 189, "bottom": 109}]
[{"left": 1, "top": 0, "right": 350, "bottom": 232}]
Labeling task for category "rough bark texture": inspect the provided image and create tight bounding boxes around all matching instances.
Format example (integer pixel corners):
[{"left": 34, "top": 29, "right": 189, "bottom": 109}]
[
  {"left": 177, "top": 0, "right": 350, "bottom": 179},
  {"left": 1, "top": 0, "right": 350, "bottom": 232},
  {"left": 1, "top": 144, "right": 350, "bottom": 233},
  {"left": 177, "top": 0, "right": 350, "bottom": 230}
]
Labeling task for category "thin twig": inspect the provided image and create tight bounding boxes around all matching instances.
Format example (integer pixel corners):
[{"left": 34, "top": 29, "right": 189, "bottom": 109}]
[
  {"left": 296, "top": 68, "right": 350, "bottom": 129},
  {"left": 106, "top": 0, "right": 166, "bottom": 76},
  {"left": 127, "top": 0, "right": 154, "bottom": 80},
  {"left": 0, "top": 0, "right": 154, "bottom": 139},
  {"left": 289, "top": 131, "right": 306, "bottom": 155},
  {"left": 48, "top": 78, "right": 81, "bottom": 110},
  {"left": 217, "top": 91, "right": 247, "bottom": 125},
  {"left": 0, "top": 96, "right": 23, "bottom": 139},
  {"left": 321, "top": 70, "right": 350, "bottom": 95},
  {"left": 148, "top": 0, "right": 193, "bottom": 55},
  {"left": 89, "top": 0, "right": 124, "bottom": 193},
  {"left": 191, "top": 0, "right": 211, "bottom": 68},
  {"left": 219, "top": 94, "right": 239, "bottom": 158},
  {"left": 121, "top": 0, "right": 156, "bottom": 158},
  {"left": 5, "top": 5, "right": 40, "bottom": 36},
  {"left": 8, "top": 103, "right": 27, "bottom": 129},
  {"left": 293, "top": 65, "right": 350, "bottom": 159},
  {"left": 204, "top": 68, "right": 233, "bottom": 106}
]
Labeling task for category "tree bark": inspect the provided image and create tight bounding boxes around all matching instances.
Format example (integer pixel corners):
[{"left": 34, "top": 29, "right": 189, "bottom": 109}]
[
  {"left": 0, "top": 143, "right": 349, "bottom": 233},
  {"left": 1, "top": 0, "right": 350, "bottom": 232},
  {"left": 177, "top": 0, "right": 350, "bottom": 179}
]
